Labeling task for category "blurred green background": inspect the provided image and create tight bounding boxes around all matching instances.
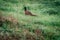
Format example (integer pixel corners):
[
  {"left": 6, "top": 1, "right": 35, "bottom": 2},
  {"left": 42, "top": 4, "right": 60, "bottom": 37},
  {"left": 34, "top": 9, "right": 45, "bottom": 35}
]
[{"left": 0, "top": 0, "right": 60, "bottom": 40}]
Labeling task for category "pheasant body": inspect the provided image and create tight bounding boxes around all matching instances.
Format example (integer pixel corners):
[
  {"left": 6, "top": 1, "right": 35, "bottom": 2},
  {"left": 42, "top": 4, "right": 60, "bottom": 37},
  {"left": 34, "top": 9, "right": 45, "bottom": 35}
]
[{"left": 24, "top": 7, "right": 36, "bottom": 16}]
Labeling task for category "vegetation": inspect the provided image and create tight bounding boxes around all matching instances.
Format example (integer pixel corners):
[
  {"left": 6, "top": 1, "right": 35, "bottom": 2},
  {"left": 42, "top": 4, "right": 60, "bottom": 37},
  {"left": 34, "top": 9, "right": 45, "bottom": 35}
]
[{"left": 0, "top": 0, "right": 60, "bottom": 40}]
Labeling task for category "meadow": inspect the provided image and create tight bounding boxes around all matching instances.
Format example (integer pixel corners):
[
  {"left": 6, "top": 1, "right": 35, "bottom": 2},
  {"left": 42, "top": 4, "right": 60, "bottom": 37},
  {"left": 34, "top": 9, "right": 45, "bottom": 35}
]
[{"left": 0, "top": 0, "right": 60, "bottom": 40}]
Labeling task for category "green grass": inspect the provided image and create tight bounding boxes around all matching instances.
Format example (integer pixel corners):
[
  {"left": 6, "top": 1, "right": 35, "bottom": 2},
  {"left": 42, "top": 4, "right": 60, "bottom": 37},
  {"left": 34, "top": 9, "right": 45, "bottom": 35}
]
[{"left": 0, "top": 0, "right": 60, "bottom": 40}]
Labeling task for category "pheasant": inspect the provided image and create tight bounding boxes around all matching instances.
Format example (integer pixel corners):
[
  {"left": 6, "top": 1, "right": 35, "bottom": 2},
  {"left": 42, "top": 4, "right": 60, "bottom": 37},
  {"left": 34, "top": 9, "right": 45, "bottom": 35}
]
[{"left": 24, "top": 6, "right": 36, "bottom": 16}]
